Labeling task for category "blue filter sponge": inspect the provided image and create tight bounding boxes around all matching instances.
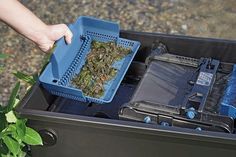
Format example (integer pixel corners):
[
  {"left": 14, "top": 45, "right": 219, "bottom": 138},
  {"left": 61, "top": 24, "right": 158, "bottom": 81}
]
[{"left": 220, "top": 64, "right": 236, "bottom": 119}]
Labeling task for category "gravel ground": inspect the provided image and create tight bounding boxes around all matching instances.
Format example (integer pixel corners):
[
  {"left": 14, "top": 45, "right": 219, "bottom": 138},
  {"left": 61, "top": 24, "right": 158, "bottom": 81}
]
[{"left": 0, "top": 0, "right": 236, "bottom": 105}]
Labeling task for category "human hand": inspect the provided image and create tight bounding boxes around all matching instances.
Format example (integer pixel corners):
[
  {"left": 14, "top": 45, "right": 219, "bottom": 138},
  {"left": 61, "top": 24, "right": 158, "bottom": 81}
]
[
  {"left": 0, "top": 0, "right": 73, "bottom": 53},
  {"left": 35, "top": 24, "right": 73, "bottom": 52}
]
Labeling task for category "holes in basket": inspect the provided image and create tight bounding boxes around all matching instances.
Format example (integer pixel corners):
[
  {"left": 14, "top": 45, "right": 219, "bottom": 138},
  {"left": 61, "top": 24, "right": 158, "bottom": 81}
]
[
  {"left": 119, "top": 40, "right": 134, "bottom": 47},
  {"left": 52, "top": 79, "right": 58, "bottom": 83},
  {"left": 86, "top": 31, "right": 117, "bottom": 41},
  {"left": 80, "top": 35, "right": 87, "bottom": 40},
  {"left": 58, "top": 36, "right": 91, "bottom": 86}
]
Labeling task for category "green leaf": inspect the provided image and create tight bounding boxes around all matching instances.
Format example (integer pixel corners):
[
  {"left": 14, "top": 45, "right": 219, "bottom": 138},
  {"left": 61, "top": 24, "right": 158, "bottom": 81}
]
[
  {"left": 12, "top": 99, "right": 19, "bottom": 109},
  {"left": 23, "top": 127, "right": 42, "bottom": 146},
  {"left": 0, "top": 54, "right": 8, "bottom": 59},
  {"left": 0, "top": 113, "right": 7, "bottom": 132},
  {"left": 4, "top": 82, "right": 20, "bottom": 114},
  {"left": 2, "top": 136, "right": 20, "bottom": 156},
  {"left": 32, "top": 73, "right": 38, "bottom": 82},
  {"left": 5, "top": 111, "right": 17, "bottom": 123},
  {"left": 17, "top": 150, "right": 26, "bottom": 157},
  {"left": 0, "top": 139, "right": 9, "bottom": 155},
  {"left": 1, "top": 153, "right": 13, "bottom": 157},
  {"left": 5, "top": 125, "right": 17, "bottom": 140},
  {"left": 13, "top": 71, "right": 36, "bottom": 85},
  {"left": 0, "top": 131, "right": 12, "bottom": 139},
  {"left": 16, "top": 119, "right": 26, "bottom": 140},
  {"left": 5, "top": 125, "right": 21, "bottom": 143}
]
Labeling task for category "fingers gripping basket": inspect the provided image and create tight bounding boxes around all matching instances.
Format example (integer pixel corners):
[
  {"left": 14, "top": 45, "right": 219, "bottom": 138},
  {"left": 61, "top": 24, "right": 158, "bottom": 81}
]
[{"left": 39, "top": 16, "right": 140, "bottom": 104}]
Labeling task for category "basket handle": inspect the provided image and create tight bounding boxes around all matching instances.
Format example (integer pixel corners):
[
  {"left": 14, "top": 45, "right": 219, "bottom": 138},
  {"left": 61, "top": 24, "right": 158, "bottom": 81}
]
[{"left": 50, "top": 24, "right": 78, "bottom": 79}]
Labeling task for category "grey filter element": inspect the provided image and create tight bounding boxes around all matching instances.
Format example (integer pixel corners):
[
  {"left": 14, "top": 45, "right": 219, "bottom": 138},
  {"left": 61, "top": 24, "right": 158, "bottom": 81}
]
[{"left": 120, "top": 42, "right": 234, "bottom": 133}]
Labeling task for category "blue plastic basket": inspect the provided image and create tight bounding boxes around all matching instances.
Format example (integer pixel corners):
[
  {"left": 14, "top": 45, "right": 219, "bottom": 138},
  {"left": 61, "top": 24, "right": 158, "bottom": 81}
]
[{"left": 39, "top": 16, "right": 140, "bottom": 104}]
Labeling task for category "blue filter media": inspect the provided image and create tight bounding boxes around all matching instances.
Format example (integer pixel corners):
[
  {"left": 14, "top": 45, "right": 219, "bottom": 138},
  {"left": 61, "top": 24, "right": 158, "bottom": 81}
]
[{"left": 220, "top": 64, "right": 236, "bottom": 119}]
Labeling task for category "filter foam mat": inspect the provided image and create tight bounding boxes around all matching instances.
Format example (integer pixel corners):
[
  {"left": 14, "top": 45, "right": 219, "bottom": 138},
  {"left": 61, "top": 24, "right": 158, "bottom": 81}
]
[{"left": 220, "top": 65, "right": 236, "bottom": 118}]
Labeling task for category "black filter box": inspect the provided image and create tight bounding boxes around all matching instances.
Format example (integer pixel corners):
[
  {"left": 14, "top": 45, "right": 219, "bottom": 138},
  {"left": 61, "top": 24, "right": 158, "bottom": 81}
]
[{"left": 16, "top": 31, "right": 236, "bottom": 157}]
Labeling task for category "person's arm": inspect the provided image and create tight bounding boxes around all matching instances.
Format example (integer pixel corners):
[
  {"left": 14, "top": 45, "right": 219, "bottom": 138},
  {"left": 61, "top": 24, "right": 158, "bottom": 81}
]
[{"left": 0, "top": 0, "right": 73, "bottom": 52}]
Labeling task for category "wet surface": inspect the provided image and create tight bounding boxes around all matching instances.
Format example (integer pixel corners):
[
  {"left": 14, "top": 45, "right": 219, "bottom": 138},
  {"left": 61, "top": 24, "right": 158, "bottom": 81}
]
[{"left": 0, "top": 0, "right": 236, "bottom": 104}]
